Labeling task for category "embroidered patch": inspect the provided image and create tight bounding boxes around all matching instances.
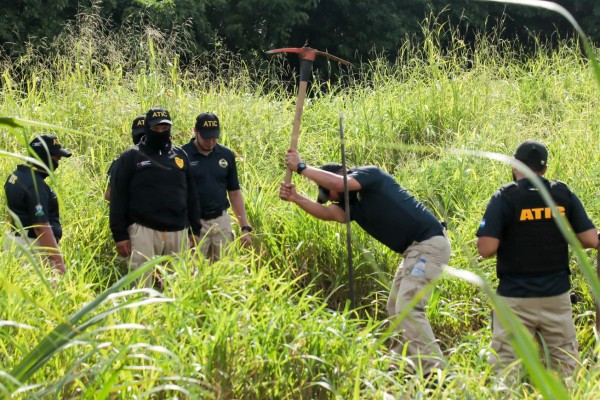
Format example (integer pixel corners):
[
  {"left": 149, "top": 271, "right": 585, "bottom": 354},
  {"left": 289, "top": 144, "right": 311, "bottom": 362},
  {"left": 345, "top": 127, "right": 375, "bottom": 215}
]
[
  {"left": 218, "top": 158, "right": 228, "bottom": 168},
  {"left": 175, "top": 157, "right": 184, "bottom": 169},
  {"left": 34, "top": 204, "right": 45, "bottom": 216}
]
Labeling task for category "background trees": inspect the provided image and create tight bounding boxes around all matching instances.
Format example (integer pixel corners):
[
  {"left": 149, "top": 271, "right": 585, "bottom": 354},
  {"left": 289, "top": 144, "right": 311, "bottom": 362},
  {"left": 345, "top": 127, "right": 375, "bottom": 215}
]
[{"left": 1, "top": 0, "right": 599, "bottom": 63}]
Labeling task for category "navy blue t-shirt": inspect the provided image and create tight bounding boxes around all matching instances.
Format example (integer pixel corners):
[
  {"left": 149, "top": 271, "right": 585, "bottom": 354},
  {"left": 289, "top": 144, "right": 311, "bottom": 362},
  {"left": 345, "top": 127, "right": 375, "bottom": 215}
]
[
  {"left": 181, "top": 139, "right": 240, "bottom": 215},
  {"left": 335, "top": 166, "right": 443, "bottom": 254}
]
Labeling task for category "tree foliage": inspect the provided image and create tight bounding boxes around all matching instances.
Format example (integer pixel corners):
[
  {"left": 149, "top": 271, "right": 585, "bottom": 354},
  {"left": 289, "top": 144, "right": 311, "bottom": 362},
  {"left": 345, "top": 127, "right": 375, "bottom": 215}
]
[{"left": 1, "top": 0, "right": 599, "bottom": 63}]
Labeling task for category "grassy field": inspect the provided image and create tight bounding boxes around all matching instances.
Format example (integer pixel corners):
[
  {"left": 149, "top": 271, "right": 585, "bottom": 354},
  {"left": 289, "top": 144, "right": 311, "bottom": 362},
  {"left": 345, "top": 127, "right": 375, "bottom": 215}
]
[{"left": 0, "top": 14, "right": 599, "bottom": 399}]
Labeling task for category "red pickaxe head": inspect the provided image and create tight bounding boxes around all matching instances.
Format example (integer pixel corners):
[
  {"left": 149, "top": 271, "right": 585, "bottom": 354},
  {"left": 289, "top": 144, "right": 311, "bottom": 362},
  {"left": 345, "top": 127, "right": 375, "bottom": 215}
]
[
  {"left": 266, "top": 47, "right": 350, "bottom": 83},
  {"left": 266, "top": 47, "right": 350, "bottom": 65}
]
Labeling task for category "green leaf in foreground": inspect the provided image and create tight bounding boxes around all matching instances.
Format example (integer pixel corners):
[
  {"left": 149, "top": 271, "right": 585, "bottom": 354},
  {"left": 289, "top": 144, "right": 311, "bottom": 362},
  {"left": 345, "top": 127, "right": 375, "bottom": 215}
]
[{"left": 5, "top": 257, "right": 169, "bottom": 391}]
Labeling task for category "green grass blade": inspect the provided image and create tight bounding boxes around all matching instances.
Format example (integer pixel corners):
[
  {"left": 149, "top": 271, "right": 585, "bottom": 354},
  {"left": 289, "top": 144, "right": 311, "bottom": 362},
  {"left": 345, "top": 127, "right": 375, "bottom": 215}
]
[{"left": 8, "top": 257, "right": 166, "bottom": 387}]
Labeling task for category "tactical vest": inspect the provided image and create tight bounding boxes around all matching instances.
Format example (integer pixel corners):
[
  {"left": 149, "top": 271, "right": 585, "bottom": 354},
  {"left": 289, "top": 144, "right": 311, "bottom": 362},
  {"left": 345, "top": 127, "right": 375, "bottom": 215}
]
[{"left": 496, "top": 180, "right": 572, "bottom": 276}]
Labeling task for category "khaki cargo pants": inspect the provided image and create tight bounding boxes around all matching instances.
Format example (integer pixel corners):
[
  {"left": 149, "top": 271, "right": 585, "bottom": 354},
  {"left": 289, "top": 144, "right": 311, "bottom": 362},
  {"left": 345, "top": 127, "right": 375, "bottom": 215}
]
[
  {"left": 489, "top": 292, "right": 579, "bottom": 375},
  {"left": 128, "top": 223, "right": 188, "bottom": 288},
  {"left": 387, "top": 234, "right": 451, "bottom": 374},
  {"left": 199, "top": 211, "right": 234, "bottom": 262},
  {"left": 4, "top": 231, "right": 56, "bottom": 265}
]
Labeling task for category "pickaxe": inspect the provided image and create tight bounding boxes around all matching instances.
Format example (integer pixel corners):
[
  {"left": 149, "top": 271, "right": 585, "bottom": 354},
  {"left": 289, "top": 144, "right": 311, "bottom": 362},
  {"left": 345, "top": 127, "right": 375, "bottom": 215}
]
[{"left": 266, "top": 46, "right": 350, "bottom": 183}]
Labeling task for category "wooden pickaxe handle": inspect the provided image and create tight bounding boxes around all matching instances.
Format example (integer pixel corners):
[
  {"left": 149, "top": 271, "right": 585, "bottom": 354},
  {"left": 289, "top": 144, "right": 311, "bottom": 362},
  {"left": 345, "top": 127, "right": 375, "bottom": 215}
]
[
  {"left": 266, "top": 47, "right": 350, "bottom": 183},
  {"left": 284, "top": 58, "right": 313, "bottom": 183}
]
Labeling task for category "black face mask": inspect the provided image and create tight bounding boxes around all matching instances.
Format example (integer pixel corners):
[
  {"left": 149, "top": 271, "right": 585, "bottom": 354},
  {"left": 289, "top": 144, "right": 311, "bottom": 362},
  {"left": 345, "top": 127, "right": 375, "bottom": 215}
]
[{"left": 144, "top": 126, "right": 171, "bottom": 149}]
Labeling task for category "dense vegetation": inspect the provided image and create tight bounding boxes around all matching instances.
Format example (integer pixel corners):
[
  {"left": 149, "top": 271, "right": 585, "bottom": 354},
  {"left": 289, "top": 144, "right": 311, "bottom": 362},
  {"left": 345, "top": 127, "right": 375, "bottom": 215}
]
[
  {"left": 0, "top": 10, "right": 599, "bottom": 399},
  {"left": 2, "top": 0, "right": 600, "bottom": 63}
]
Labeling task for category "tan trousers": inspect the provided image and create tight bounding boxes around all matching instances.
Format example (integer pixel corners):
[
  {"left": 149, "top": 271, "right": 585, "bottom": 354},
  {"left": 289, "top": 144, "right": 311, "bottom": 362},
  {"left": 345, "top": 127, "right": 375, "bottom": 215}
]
[
  {"left": 489, "top": 292, "right": 579, "bottom": 375},
  {"left": 199, "top": 211, "right": 234, "bottom": 262},
  {"left": 387, "top": 234, "right": 451, "bottom": 374},
  {"left": 128, "top": 223, "right": 188, "bottom": 288},
  {"left": 3, "top": 232, "right": 35, "bottom": 252},
  {"left": 3, "top": 232, "right": 61, "bottom": 274}
]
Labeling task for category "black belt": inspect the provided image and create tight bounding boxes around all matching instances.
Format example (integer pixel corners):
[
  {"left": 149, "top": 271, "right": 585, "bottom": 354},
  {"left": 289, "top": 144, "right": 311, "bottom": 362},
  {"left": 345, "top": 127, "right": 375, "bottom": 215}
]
[{"left": 201, "top": 210, "right": 224, "bottom": 220}]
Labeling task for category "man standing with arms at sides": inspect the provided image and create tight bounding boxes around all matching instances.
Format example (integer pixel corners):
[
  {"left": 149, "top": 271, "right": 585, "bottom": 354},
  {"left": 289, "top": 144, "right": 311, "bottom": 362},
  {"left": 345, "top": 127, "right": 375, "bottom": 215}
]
[
  {"left": 104, "top": 115, "right": 145, "bottom": 201},
  {"left": 109, "top": 107, "right": 202, "bottom": 287},
  {"left": 279, "top": 149, "right": 450, "bottom": 379},
  {"left": 477, "top": 140, "right": 598, "bottom": 376},
  {"left": 182, "top": 112, "right": 252, "bottom": 262},
  {"left": 4, "top": 134, "right": 72, "bottom": 275}
]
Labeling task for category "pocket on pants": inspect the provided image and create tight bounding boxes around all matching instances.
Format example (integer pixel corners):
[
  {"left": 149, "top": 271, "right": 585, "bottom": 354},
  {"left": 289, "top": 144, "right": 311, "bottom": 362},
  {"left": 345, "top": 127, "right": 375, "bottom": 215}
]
[
  {"left": 127, "top": 223, "right": 140, "bottom": 239},
  {"left": 424, "top": 262, "right": 443, "bottom": 281}
]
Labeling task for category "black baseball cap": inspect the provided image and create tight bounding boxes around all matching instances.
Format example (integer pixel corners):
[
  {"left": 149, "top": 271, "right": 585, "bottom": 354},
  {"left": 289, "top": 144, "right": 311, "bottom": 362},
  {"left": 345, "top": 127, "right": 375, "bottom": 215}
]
[
  {"left": 514, "top": 140, "right": 548, "bottom": 170},
  {"left": 29, "top": 134, "right": 72, "bottom": 158},
  {"left": 145, "top": 107, "right": 173, "bottom": 127},
  {"left": 195, "top": 112, "right": 220, "bottom": 138},
  {"left": 131, "top": 115, "right": 146, "bottom": 144},
  {"left": 317, "top": 163, "right": 344, "bottom": 203},
  {"left": 131, "top": 115, "right": 146, "bottom": 135}
]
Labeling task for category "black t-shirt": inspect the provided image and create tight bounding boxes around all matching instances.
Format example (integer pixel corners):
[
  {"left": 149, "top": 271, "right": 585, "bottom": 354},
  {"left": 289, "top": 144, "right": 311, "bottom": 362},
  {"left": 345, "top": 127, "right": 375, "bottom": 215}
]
[
  {"left": 477, "top": 177, "right": 595, "bottom": 297},
  {"left": 4, "top": 164, "right": 62, "bottom": 241},
  {"left": 334, "top": 166, "right": 443, "bottom": 254},
  {"left": 181, "top": 139, "right": 240, "bottom": 215}
]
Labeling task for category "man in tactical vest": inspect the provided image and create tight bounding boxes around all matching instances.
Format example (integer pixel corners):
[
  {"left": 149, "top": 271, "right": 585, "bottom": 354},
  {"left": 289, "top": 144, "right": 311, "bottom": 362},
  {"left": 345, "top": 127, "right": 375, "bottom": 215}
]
[{"left": 476, "top": 140, "right": 598, "bottom": 375}]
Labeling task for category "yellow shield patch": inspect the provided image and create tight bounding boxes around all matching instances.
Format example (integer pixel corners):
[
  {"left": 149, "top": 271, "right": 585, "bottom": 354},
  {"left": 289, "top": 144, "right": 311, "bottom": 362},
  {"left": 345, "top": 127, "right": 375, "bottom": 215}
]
[{"left": 175, "top": 157, "right": 184, "bottom": 169}]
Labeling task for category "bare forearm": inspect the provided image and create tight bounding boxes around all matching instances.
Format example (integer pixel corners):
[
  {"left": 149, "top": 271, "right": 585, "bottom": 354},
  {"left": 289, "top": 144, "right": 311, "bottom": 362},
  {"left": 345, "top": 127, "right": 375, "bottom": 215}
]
[
  {"left": 33, "top": 225, "right": 65, "bottom": 272},
  {"left": 576, "top": 228, "right": 599, "bottom": 249},
  {"left": 292, "top": 193, "right": 344, "bottom": 222},
  {"left": 229, "top": 190, "right": 249, "bottom": 227}
]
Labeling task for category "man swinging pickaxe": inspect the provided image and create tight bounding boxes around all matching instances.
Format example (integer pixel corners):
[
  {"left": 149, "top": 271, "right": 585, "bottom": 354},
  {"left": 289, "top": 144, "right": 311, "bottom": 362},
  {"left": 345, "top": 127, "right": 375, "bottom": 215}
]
[{"left": 266, "top": 46, "right": 349, "bottom": 184}]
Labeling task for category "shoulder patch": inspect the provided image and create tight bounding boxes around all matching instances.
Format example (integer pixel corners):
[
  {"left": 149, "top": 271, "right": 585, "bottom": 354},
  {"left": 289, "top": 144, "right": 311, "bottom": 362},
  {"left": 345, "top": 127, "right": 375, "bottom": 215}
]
[{"left": 34, "top": 203, "right": 45, "bottom": 216}]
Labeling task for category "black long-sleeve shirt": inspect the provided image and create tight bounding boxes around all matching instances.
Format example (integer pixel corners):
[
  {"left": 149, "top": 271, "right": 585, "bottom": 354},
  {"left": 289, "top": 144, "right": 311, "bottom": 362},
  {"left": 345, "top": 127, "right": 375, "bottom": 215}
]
[
  {"left": 109, "top": 141, "right": 201, "bottom": 242},
  {"left": 4, "top": 164, "right": 62, "bottom": 241}
]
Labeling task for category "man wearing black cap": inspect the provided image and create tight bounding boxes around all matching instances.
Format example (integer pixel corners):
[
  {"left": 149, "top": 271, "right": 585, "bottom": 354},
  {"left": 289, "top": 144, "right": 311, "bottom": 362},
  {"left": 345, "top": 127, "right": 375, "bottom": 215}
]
[
  {"left": 109, "top": 107, "right": 202, "bottom": 287},
  {"left": 182, "top": 112, "right": 251, "bottom": 262},
  {"left": 280, "top": 148, "right": 450, "bottom": 377},
  {"left": 477, "top": 140, "right": 598, "bottom": 375},
  {"left": 104, "top": 115, "right": 145, "bottom": 201},
  {"left": 4, "top": 134, "right": 73, "bottom": 275}
]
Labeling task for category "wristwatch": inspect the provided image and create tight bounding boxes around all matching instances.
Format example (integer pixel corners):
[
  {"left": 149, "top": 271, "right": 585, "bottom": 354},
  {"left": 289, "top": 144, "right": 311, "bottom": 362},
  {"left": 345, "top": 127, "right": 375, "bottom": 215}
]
[
  {"left": 241, "top": 225, "right": 253, "bottom": 233},
  {"left": 296, "top": 162, "right": 307, "bottom": 174}
]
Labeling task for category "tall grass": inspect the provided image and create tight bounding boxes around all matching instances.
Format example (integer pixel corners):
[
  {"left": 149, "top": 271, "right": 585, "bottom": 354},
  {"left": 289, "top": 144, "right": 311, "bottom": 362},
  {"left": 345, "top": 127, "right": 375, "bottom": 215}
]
[{"left": 1, "top": 7, "right": 599, "bottom": 399}]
